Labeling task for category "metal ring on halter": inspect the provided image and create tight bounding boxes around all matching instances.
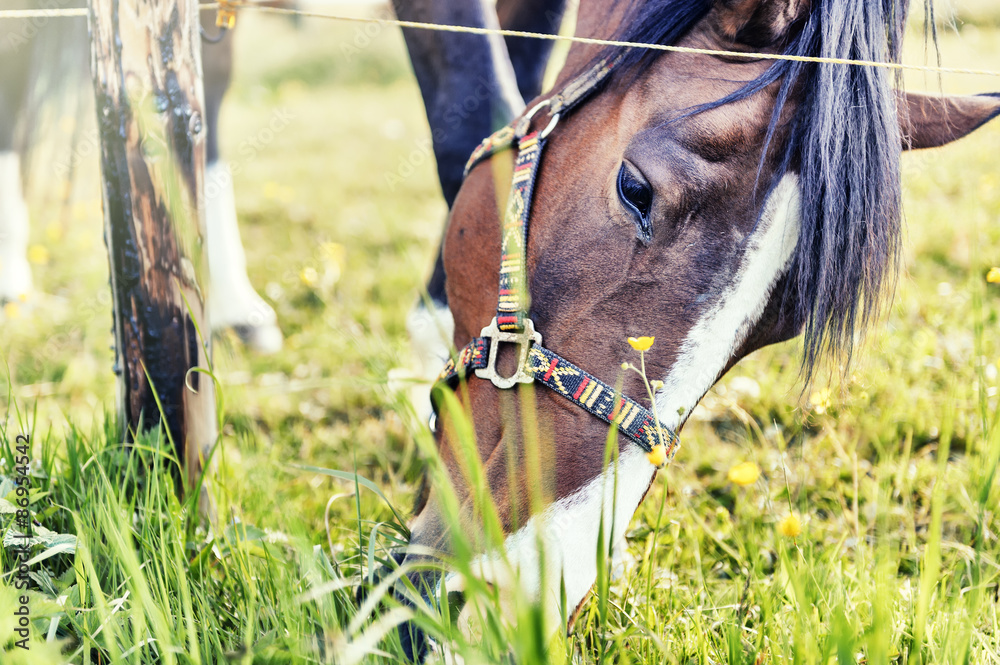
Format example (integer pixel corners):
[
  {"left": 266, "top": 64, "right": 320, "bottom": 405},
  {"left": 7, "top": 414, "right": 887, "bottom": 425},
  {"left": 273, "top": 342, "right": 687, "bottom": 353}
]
[
  {"left": 517, "top": 99, "right": 561, "bottom": 139},
  {"left": 200, "top": 24, "right": 229, "bottom": 43}
]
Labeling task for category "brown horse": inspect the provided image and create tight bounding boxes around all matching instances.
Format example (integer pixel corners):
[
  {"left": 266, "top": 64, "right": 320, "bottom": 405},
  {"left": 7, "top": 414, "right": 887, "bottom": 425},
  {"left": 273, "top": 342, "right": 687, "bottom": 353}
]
[{"left": 397, "top": 0, "right": 1000, "bottom": 657}]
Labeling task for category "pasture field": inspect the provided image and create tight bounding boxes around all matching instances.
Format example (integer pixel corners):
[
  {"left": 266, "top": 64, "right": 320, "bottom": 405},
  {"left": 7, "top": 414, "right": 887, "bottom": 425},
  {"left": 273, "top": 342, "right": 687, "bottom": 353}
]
[{"left": 2, "top": 4, "right": 1000, "bottom": 663}]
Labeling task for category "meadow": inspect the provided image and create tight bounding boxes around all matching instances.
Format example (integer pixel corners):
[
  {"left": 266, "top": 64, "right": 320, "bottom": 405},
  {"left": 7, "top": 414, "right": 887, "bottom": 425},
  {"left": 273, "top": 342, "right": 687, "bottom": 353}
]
[{"left": 1, "top": 2, "right": 999, "bottom": 663}]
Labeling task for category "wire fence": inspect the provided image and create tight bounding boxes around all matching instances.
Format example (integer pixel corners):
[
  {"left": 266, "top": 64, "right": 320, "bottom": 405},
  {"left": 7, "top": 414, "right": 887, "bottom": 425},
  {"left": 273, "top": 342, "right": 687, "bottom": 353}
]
[
  {"left": 0, "top": 2, "right": 217, "bottom": 18},
  {"left": 2, "top": 1, "right": 1000, "bottom": 78}
]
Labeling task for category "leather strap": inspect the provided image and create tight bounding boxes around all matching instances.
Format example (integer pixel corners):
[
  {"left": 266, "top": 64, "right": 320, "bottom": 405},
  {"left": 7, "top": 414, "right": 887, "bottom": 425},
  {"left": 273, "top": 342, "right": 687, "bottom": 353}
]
[{"left": 463, "top": 56, "right": 621, "bottom": 178}]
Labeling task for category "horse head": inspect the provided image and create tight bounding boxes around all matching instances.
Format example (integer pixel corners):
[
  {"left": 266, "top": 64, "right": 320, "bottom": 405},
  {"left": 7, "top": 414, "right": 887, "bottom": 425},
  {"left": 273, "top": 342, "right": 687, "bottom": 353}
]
[{"left": 402, "top": 0, "right": 1000, "bottom": 654}]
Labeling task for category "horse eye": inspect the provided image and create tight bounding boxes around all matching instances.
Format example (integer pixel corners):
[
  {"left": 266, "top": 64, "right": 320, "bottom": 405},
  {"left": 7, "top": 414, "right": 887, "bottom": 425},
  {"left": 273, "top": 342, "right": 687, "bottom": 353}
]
[{"left": 617, "top": 163, "right": 653, "bottom": 239}]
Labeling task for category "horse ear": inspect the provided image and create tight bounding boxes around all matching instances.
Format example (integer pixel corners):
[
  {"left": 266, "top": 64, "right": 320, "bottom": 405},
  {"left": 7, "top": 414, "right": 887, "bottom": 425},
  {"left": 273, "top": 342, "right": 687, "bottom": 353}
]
[
  {"left": 713, "top": 0, "right": 810, "bottom": 48},
  {"left": 899, "top": 91, "right": 1000, "bottom": 150}
]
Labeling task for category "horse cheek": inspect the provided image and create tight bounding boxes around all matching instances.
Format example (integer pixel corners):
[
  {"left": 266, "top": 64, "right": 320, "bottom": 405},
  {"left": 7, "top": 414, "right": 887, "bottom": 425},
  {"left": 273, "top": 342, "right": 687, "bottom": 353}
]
[{"left": 444, "top": 167, "right": 504, "bottom": 344}]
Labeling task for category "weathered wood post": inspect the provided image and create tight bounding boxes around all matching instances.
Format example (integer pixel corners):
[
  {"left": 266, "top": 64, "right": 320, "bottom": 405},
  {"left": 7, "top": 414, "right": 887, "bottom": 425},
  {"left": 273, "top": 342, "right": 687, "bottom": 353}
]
[{"left": 88, "top": 0, "right": 217, "bottom": 489}]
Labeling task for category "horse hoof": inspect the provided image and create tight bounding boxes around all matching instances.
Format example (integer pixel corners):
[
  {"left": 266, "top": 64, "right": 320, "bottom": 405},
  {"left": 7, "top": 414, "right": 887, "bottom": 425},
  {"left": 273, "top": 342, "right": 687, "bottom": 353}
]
[
  {"left": 230, "top": 322, "right": 283, "bottom": 354},
  {"left": 0, "top": 257, "right": 33, "bottom": 305},
  {"left": 210, "top": 293, "right": 283, "bottom": 354}
]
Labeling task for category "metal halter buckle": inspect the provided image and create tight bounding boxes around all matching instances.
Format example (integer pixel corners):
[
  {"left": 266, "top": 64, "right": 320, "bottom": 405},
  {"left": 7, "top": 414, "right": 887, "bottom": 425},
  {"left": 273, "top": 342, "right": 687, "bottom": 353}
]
[
  {"left": 475, "top": 317, "right": 543, "bottom": 389},
  {"left": 515, "top": 99, "right": 561, "bottom": 140}
]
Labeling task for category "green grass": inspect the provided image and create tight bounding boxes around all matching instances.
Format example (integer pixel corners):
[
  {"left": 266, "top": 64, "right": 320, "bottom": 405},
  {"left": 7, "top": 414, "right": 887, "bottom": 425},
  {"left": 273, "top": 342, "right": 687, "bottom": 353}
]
[{"left": 3, "top": 4, "right": 1000, "bottom": 663}]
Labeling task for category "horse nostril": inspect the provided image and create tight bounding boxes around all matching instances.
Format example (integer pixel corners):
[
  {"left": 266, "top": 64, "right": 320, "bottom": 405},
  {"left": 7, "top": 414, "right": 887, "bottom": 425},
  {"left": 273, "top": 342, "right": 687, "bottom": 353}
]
[
  {"left": 354, "top": 550, "right": 408, "bottom": 607},
  {"left": 354, "top": 553, "right": 442, "bottom": 663},
  {"left": 446, "top": 589, "right": 466, "bottom": 617},
  {"left": 398, "top": 619, "right": 431, "bottom": 663}
]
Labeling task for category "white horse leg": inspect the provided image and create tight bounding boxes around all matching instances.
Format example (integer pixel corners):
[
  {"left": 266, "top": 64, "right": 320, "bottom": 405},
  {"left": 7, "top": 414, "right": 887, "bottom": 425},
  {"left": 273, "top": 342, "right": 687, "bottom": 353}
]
[
  {"left": 388, "top": 299, "right": 454, "bottom": 425},
  {"left": 0, "top": 151, "right": 32, "bottom": 303},
  {"left": 407, "top": 300, "right": 454, "bottom": 381},
  {"left": 204, "top": 159, "right": 283, "bottom": 353}
]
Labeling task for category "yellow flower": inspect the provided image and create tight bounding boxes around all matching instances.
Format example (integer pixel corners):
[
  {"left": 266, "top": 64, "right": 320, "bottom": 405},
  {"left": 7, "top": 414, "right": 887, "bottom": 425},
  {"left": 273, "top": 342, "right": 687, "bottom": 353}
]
[
  {"left": 778, "top": 513, "right": 802, "bottom": 538},
  {"left": 299, "top": 266, "right": 318, "bottom": 287},
  {"left": 647, "top": 444, "right": 667, "bottom": 468},
  {"left": 27, "top": 245, "right": 50, "bottom": 265},
  {"left": 628, "top": 336, "right": 655, "bottom": 352},
  {"left": 988, "top": 267, "right": 1000, "bottom": 284},
  {"left": 45, "top": 223, "right": 63, "bottom": 242},
  {"left": 320, "top": 242, "right": 346, "bottom": 264},
  {"left": 3, "top": 302, "right": 21, "bottom": 320},
  {"left": 809, "top": 387, "right": 832, "bottom": 414},
  {"left": 620, "top": 362, "right": 629, "bottom": 370},
  {"left": 727, "top": 461, "right": 760, "bottom": 486},
  {"left": 650, "top": 380, "right": 664, "bottom": 391}
]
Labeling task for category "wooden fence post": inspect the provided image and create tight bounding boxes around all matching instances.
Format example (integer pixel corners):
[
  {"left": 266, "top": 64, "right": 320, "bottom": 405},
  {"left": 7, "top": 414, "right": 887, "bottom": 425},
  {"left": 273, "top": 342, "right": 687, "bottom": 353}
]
[{"left": 88, "top": 0, "right": 217, "bottom": 489}]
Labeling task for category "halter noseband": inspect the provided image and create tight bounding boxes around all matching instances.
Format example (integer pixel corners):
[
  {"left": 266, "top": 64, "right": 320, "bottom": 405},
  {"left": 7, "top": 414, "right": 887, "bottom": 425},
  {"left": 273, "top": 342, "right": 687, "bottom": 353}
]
[{"left": 435, "top": 58, "right": 680, "bottom": 460}]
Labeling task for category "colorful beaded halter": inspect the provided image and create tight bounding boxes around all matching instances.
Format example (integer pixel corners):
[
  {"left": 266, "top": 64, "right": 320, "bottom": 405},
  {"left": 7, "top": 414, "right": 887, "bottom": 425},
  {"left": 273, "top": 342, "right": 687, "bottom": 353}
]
[{"left": 436, "top": 57, "right": 680, "bottom": 460}]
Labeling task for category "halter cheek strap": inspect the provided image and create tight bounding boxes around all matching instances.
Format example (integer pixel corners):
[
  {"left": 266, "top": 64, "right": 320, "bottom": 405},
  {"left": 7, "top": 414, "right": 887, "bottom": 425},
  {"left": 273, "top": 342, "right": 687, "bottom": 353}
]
[{"left": 435, "top": 57, "right": 680, "bottom": 461}]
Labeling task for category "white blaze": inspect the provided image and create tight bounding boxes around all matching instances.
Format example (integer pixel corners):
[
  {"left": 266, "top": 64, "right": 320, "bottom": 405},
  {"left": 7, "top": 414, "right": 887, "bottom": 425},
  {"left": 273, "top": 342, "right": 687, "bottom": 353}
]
[
  {"left": 654, "top": 174, "right": 802, "bottom": 427},
  {"left": 459, "top": 445, "right": 654, "bottom": 626}
]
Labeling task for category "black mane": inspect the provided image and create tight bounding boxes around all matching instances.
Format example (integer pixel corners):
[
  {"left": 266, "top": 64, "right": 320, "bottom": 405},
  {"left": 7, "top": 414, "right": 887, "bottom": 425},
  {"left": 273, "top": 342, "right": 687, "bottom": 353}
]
[{"left": 601, "top": 0, "right": 915, "bottom": 378}]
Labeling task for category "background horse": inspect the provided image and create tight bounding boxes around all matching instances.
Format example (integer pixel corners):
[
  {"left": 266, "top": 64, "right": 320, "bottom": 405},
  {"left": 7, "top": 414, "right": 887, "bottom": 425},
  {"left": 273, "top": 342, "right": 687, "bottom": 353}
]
[{"left": 398, "top": 0, "right": 1000, "bottom": 657}]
